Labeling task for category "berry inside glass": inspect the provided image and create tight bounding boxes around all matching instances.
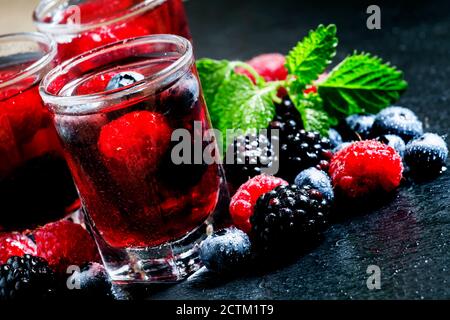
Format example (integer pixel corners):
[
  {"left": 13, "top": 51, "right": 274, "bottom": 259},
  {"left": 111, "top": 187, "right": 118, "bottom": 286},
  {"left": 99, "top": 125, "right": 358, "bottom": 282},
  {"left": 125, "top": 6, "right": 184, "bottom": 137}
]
[
  {"left": 33, "top": 0, "right": 191, "bottom": 62},
  {"left": 40, "top": 35, "right": 229, "bottom": 282},
  {"left": 0, "top": 33, "right": 78, "bottom": 231}
]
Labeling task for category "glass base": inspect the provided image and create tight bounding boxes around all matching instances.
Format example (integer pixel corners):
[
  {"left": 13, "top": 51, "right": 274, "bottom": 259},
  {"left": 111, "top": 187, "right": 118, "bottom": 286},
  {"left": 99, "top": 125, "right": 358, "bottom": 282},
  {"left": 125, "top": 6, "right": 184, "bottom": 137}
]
[{"left": 84, "top": 178, "right": 231, "bottom": 284}]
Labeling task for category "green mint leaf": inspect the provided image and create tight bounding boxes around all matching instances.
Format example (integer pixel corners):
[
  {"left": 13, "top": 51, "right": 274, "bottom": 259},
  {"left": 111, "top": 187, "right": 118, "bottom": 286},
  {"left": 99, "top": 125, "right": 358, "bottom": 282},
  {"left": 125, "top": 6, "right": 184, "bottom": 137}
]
[
  {"left": 196, "top": 58, "right": 236, "bottom": 124},
  {"left": 286, "top": 24, "right": 338, "bottom": 91},
  {"left": 291, "top": 93, "right": 331, "bottom": 136},
  {"left": 212, "top": 73, "right": 277, "bottom": 143},
  {"left": 318, "top": 52, "right": 408, "bottom": 117}
]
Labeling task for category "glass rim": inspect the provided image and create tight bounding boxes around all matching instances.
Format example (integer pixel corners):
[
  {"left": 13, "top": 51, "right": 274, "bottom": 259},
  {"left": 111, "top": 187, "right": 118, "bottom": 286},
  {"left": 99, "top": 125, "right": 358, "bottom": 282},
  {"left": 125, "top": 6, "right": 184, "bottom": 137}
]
[
  {"left": 33, "top": 0, "right": 166, "bottom": 35},
  {"left": 0, "top": 32, "right": 57, "bottom": 90},
  {"left": 40, "top": 34, "right": 193, "bottom": 114}
]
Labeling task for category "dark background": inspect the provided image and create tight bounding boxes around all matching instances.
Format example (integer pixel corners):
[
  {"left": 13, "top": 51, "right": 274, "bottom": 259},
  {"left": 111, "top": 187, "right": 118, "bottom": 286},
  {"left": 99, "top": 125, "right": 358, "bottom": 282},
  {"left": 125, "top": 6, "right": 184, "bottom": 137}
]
[{"left": 150, "top": 0, "right": 450, "bottom": 299}]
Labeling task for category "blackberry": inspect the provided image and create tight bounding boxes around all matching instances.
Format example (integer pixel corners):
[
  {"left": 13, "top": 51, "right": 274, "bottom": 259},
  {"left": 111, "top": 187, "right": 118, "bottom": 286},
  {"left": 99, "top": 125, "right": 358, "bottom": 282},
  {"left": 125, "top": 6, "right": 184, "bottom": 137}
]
[
  {"left": 0, "top": 254, "right": 56, "bottom": 300},
  {"left": 270, "top": 97, "right": 303, "bottom": 137},
  {"left": 225, "top": 133, "right": 277, "bottom": 187},
  {"left": 277, "top": 130, "right": 333, "bottom": 181},
  {"left": 251, "top": 184, "right": 330, "bottom": 252}
]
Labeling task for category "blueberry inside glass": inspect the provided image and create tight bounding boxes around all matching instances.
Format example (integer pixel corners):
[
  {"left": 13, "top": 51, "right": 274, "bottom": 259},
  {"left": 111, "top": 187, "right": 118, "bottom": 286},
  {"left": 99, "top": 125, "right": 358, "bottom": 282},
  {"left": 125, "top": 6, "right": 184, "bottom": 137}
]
[{"left": 40, "top": 35, "right": 230, "bottom": 283}]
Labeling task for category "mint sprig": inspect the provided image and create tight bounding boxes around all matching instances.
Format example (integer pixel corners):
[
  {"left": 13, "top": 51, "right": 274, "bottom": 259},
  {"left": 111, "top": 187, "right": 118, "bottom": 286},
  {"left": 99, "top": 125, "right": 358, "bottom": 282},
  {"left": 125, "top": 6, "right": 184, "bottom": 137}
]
[
  {"left": 291, "top": 93, "right": 331, "bottom": 136},
  {"left": 213, "top": 73, "right": 277, "bottom": 140},
  {"left": 286, "top": 24, "right": 338, "bottom": 91},
  {"left": 318, "top": 52, "right": 408, "bottom": 116},
  {"left": 196, "top": 24, "right": 408, "bottom": 137}
]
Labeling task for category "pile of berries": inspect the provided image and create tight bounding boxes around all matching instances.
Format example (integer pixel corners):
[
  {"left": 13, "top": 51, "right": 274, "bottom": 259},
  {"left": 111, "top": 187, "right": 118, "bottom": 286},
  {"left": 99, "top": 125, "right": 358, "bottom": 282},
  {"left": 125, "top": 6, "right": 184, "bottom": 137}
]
[
  {"left": 201, "top": 54, "right": 448, "bottom": 274},
  {"left": 0, "top": 219, "right": 111, "bottom": 300}
]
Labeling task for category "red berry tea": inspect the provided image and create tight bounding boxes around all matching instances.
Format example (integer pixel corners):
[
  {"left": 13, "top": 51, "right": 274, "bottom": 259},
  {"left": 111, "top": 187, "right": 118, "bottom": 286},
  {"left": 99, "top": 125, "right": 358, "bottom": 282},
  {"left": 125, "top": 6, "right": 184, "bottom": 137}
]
[
  {"left": 0, "top": 34, "right": 78, "bottom": 231},
  {"left": 41, "top": 36, "right": 229, "bottom": 282},
  {"left": 34, "top": 0, "right": 191, "bottom": 62}
]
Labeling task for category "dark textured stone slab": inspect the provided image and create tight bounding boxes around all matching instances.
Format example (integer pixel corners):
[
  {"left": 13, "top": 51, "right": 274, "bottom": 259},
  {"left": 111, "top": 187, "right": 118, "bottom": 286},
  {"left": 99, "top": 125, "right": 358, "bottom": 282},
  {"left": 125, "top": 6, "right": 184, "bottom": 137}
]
[{"left": 150, "top": 0, "right": 450, "bottom": 299}]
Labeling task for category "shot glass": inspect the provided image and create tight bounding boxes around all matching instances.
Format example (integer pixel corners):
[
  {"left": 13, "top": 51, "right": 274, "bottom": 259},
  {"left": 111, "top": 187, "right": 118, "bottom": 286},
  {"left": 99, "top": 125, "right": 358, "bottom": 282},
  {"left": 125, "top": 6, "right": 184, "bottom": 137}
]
[
  {"left": 40, "top": 35, "right": 230, "bottom": 283},
  {"left": 0, "top": 32, "right": 78, "bottom": 230},
  {"left": 33, "top": 0, "right": 191, "bottom": 62}
]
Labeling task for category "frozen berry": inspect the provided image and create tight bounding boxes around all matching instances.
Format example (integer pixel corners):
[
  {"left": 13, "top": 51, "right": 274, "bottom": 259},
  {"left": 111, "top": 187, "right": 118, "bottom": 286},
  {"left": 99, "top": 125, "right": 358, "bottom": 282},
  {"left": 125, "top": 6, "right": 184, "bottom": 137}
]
[
  {"left": 251, "top": 184, "right": 330, "bottom": 252},
  {"left": 328, "top": 128, "right": 343, "bottom": 148},
  {"left": 200, "top": 227, "right": 251, "bottom": 273},
  {"left": 344, "top": 114, "right": 376, "bottom": 140},
  {"left": 377, "top": 134, "right": 406, "bottom": 158},
  {"left": 277, "top": 130, "right": 333, "bottom": 181},
  {"left": 159, "top": 72, "right": 200, "bottom": 116},
  {"left": 66, "top": 262, "right": 112, "bottom": 299},
  {"left": 106, "top": 72, "right": 145, "bottom": 91},
  {"left": 225, "top": 133, "right": 278, "bottom": 187},
  {"left": 404, "top": 133, "right": 448, "bottom": 175},
  {"left": 333, "top": 142, "right": 351, "bottom": 153},
  {"left": 0, "top": 254, "right": 56, "bottom": 300},
  {"left": 98, "top": 111, "right": 172, "bottom": 177},
  {"left": 329, "top": 140, "right": 403, "bottom": 198},
  {"left": 236, "top": 53, "right": 288, "bottom": 83},
  {"left": 33, "top": 220, "right": 99, "bottom": 272},
  {"left": 0, "top": 233, "right": 37, "bottom": 264},
  {"left": 229, "top": 175, "right": 288, "bottom": 233},
  {"left": 371, "top": 106, "right": 423, "bottom": 142},
  {"left": 294, "top": 167, "right": 334, "bottom": 202}
]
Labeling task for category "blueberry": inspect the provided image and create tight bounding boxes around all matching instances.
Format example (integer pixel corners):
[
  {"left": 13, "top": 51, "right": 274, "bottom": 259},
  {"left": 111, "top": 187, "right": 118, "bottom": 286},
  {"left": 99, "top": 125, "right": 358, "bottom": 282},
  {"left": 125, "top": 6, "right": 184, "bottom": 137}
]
[
  {"left": 345, "top": 114, "right": 376, "bottom": 140},
  {"left": 294, "top": 167, "right": 334, "bottom": 202},
  {"left": 333, "top": 142, "right": 351, "bottom": 153},
  {"left": 328, "top": 128, "right": 343, "bottom": 148},
  {"left": 371, "top": 106, "right": 423, "bottom": 142},
  {"left": 199, "top": 227, "right": 251, "bottom": 273},
  {"left": 404, "top": 133, "right": 448, "bottom": 175},
  {"left": 159, "top": 72, "right": 200, "bottom": 116},
  {"left": 377, "top": 134, "right": 406, "bottom": 157},
  {"left": 106, "top": 71, "right": 144, "bottom": 91},
  {"left": 67, "top": 262, "right": 112, "bottom": 299}
]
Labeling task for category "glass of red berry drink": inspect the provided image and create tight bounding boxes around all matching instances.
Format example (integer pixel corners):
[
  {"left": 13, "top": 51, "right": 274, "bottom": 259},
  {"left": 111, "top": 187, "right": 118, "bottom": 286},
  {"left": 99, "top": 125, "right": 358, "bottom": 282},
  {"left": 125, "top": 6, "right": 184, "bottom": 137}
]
[
  {"left": 33, "top": 0, "right": 191, "bottom": 62},
  {"left": 0, "top": 32, "right": 78, "bottom": 231},
  {"left": 40, "top": 35, "right": 230, "bottom": 283}
]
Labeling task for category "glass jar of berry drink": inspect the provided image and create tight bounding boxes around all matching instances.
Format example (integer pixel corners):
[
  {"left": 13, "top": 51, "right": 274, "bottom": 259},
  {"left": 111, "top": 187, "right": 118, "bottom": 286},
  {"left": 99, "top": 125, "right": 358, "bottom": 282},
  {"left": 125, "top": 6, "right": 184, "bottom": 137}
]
[
  {"left": 40, "top": 35, "right": 230, "bottom": 283},
  {"left": 0, "top": 32, "right": 78, "bottom": 231},
  {"left": 33, "top": 0, "right": 191, "bottom": 62}
]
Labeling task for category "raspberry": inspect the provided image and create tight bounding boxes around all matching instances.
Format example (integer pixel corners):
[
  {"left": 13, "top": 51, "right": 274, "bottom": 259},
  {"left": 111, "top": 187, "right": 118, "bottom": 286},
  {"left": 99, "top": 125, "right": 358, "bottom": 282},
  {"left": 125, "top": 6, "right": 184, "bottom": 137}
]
[
  {"left": 33, "top": 220, "right": 99, "bottom": 272},
  {"left": 75, "top": 72, "right": 117, "bottom": 95},
  {"left": 229, "top": 175, "right": 288, "bottom": 233},
  {"left": 236, "top": 53, "right": 288, "bottom": 83},
  {"left": 329, "top": 140, "right": 403, "bottom": 198},
  {"left": 98, "top": 111, "right": 172, "bottom": 177},
  {"left": 0, "top": 233, "right": 37, "bottom": 264},
  {"left": 0, "top": 86, "right": 48, "bottom": 144},
  {"left": 251, "top": 184, "right": 331, "bottom": 252}
]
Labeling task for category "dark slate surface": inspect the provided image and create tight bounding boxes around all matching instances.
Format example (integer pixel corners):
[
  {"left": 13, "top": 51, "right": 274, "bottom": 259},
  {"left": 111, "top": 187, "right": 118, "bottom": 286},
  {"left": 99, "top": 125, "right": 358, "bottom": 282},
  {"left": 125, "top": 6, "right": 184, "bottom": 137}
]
[{"left": 149, "top": 0, "right": 450, "bottom": 299}]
